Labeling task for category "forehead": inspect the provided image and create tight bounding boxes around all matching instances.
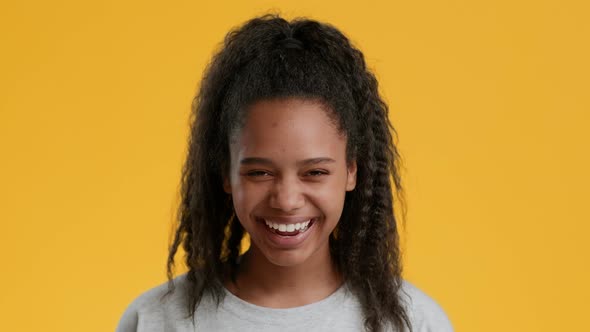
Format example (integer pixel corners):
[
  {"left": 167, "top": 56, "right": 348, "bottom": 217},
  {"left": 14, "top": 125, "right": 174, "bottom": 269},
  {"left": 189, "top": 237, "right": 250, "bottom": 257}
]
[{"left": 230, "top": 98, "right": 346, "bottom": 162}]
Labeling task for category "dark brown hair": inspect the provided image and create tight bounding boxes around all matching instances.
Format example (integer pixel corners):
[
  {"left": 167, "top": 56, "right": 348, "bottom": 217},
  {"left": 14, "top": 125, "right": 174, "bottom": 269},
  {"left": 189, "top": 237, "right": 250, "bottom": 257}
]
[{"left": 166, "top": 14, "right": 411, "bottom": 332}]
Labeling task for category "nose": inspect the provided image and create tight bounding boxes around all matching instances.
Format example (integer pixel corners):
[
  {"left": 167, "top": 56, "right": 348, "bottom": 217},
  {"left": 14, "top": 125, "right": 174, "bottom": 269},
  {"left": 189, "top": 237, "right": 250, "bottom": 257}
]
[{"left": 269, "top": 176, "right": 305, "bottom": 212}]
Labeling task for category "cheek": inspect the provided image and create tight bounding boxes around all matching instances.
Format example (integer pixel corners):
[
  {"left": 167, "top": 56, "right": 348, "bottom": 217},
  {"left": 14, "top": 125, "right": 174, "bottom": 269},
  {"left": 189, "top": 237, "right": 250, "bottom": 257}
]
[
  {"left": 231, "top": 182, "right": 268, "bottom": 217},
  {"left": 309, "top": 182, "right": 347, "bottom": 216}
]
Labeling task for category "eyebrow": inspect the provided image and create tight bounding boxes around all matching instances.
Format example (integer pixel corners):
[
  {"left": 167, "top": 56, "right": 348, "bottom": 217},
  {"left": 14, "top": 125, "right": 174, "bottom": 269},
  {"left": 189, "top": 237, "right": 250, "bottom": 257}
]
[{"left": 239, "top": 157, "right": 336, "bottom": 167}]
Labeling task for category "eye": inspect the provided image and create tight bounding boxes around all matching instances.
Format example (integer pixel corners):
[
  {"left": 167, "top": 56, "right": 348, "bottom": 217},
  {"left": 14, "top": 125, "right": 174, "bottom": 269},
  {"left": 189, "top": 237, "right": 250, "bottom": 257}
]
[
  {"left": 306, "top": 169, "right": 329, "bottom": 177},
  {"left": 245, "top": 170, "right": 272, "bottom": 177}
]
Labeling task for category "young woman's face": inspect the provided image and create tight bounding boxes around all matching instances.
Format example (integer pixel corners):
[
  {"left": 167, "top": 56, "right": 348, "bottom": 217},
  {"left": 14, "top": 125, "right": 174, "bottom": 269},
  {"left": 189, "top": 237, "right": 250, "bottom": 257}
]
[{"left": 224, "top": 97, "right": 357, "bottom": 268}]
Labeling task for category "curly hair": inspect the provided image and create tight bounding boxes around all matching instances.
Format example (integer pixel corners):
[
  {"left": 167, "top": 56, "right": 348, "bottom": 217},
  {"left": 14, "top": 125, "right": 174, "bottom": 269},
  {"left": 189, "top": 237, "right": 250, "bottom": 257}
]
[{"left": 165, "top": 14, "right": 412, "bottom": 332}]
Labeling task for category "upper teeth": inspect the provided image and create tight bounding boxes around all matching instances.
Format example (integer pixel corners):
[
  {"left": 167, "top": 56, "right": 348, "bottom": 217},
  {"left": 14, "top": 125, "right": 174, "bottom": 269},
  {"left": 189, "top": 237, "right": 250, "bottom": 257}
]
[{"left": 264, "top": 219, "right": 311, "bottom": 232}]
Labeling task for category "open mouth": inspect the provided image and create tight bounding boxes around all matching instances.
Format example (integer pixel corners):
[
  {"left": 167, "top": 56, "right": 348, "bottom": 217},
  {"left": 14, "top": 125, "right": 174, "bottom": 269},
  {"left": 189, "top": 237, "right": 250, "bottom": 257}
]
[{"left": 261, "top": 218, "right": 316, "bottom": 236}]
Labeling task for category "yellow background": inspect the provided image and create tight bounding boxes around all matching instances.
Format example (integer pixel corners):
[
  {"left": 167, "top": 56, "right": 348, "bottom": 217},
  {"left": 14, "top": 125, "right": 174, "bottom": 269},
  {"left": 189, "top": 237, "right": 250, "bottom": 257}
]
[{"left": 1, "top": 0, "right": 588, "bottom": 331}]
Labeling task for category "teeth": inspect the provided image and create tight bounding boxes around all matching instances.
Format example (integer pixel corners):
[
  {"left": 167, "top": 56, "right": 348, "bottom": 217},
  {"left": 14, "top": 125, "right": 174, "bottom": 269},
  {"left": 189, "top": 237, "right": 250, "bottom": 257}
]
[{"left": 264, "top": 219, "right": 312, "bottom": 233}]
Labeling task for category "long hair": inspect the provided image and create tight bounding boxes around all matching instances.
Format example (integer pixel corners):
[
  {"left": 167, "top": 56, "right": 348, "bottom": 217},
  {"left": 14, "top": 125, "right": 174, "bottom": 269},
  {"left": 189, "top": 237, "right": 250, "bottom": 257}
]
[{"left": 166, "top": 14, "right": 412, "bottom": 332}]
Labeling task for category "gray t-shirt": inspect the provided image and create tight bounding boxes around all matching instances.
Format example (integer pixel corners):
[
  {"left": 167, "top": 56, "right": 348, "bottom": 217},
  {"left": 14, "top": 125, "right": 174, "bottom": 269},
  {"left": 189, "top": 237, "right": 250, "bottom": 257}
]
[{"left": 116, "top": 273, "right": 453, "bottom": 331}]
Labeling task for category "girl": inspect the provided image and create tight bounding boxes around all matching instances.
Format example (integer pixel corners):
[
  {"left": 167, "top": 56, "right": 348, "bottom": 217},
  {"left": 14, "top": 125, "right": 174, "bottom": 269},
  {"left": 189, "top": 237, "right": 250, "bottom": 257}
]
[{"left": 116, "top": 14, "right": 453, "bottom": 332}]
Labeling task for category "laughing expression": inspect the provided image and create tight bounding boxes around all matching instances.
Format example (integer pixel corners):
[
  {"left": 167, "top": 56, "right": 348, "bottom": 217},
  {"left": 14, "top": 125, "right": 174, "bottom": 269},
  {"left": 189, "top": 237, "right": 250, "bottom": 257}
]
[{"left": 224, "top": 97, "right": 357, "bottom": 268}]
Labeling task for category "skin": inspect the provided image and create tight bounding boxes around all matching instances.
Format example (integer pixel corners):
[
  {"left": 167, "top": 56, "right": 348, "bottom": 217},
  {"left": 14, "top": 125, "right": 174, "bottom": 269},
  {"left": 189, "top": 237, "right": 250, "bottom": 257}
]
[{"left": 223, "top": 97, "right": 357, "bottom": 308}]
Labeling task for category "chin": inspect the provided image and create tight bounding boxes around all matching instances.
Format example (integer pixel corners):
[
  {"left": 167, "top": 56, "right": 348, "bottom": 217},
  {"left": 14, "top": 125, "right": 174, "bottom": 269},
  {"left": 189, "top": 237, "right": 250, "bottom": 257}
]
[{"left": 261, "top": 248, "right": 311, "bottom": 267}]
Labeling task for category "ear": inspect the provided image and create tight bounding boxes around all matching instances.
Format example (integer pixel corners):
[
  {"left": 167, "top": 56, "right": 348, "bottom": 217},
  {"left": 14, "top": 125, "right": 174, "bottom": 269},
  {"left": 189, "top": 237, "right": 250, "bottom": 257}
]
[
  {"left": 223, "top": 175, "right": 232, "bottom": 194},
  {"left": 346, "top": 160, "right": 357, "bottom": 191}
]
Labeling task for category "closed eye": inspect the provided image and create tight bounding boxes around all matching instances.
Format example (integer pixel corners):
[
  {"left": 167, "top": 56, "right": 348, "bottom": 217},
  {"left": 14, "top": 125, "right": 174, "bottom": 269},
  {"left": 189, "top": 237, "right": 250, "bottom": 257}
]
[
  {"left": 245, "top": 170, "right": 272, "bottom": 177},
  {"left": 306, "top": 170, "right": 329, "bottom": 176}
]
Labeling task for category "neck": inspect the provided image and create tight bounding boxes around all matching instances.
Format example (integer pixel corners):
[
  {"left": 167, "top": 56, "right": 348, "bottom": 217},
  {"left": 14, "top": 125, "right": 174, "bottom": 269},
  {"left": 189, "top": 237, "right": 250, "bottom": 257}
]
[{"left": 224, "top": 245, "right": 343, "bottom": 308}]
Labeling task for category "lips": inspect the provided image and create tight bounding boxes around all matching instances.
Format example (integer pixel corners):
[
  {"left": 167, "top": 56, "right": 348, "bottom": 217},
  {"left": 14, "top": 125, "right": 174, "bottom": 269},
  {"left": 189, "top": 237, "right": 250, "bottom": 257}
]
[{"left": 258, "top": 216, "right": 318, "bottom": 224}]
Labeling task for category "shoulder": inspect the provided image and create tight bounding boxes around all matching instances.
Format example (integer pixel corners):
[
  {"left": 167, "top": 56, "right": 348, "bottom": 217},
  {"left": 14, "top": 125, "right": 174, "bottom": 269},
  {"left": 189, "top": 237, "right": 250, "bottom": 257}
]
[
  {"left": 398, "top": 279, "right": 454, "bottom": 332},
  {"left": 115, "top": 274, "right": 191, "bottom": 332}
]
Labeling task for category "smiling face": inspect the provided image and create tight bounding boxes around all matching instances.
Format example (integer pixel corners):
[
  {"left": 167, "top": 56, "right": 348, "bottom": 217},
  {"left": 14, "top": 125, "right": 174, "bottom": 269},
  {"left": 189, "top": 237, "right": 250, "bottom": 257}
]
[{"left": 223, "top": 97, "right": 357, "bottom": 268}]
